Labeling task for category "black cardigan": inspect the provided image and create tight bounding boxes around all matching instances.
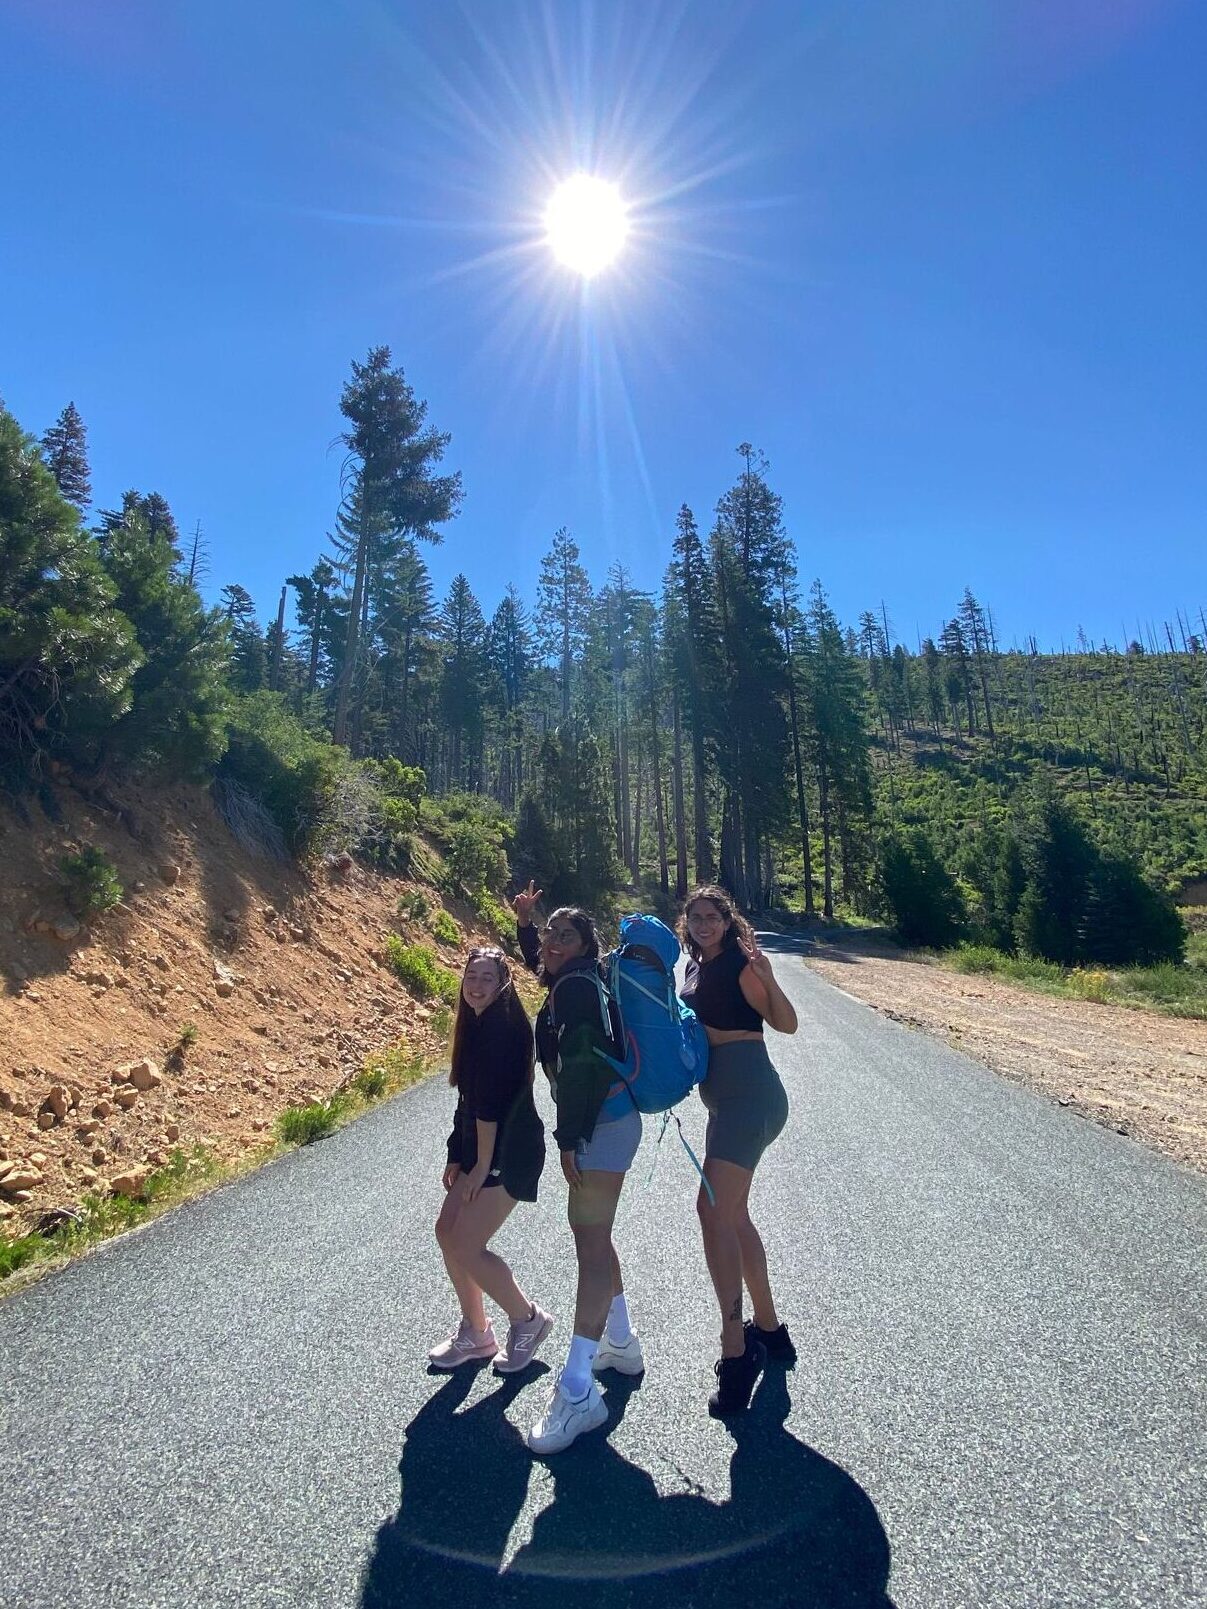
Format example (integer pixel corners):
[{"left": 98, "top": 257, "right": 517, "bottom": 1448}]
[{"left": 517, "top": 921, "right": 621, "bottom": 1151}]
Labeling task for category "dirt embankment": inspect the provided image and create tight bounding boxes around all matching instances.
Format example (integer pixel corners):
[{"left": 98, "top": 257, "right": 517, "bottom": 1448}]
[
  {"left": 803, "top": 935, "right": 1207, "bottom": 1176},
  {"left": 0, "top": 781, "right": 476, "bottom": 1236}
]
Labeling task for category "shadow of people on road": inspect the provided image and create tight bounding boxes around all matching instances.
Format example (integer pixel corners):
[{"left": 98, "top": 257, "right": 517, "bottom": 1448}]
[
  {"left": 361, "top": 1361, "right": 545, "bottom": 1609},
  {"left": 362, "top": 1367, "right": 894, "bottom": 1609}
]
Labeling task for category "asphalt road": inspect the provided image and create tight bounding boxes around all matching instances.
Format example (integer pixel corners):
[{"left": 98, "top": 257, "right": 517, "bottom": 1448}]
[{"left": 2, "top": 940, "right": 1205, "bottom": 1609}]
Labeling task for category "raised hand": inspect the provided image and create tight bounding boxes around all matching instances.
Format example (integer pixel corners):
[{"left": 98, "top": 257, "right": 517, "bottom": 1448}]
[
  {"left": 512, "top": 878, "right": 543, "bottom": 926},
  {"left": 737, "top": 934, "right": 775, "bottom": 988}
]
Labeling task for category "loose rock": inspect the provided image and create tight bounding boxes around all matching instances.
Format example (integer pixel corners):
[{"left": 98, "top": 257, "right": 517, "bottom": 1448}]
[{"left": 109, "top": 1169, "right": 149, "bottom": 1198}]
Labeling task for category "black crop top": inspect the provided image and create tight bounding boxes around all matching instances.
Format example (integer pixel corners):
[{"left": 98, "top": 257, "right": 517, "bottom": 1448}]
[{"left": 681, "top": 942, "right": 764, "bottom": 1033}]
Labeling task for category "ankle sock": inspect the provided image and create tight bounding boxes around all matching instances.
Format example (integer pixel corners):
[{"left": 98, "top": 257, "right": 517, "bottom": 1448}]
[
  {"left": 562, "top": 1334, "right": 599, "bottom": 1398},
  {"left": 605, "top": 1294, "right": 632, "bottom": 1345}
]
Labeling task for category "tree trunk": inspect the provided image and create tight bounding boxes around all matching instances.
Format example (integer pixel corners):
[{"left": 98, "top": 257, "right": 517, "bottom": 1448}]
[
  {"left": 332, "top": 502, "right": 370, "bottom": 748},
  {"left": 268, "top": 585, "right": 287, "bottom": 692},
  {"left": 671, "top": 688, "right": 689, "bottom": 898},
  {"left": 818, "top": 764, "right": 834, "bottom": 920}
]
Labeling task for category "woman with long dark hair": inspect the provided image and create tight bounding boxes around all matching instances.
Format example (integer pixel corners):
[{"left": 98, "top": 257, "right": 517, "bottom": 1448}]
[
  {"left": 430, "top": 946, "right": 552, "bottom": 1374},
  {"left": 514, "top": 881, "right": 644, "bottom": 1454},
  {"left": 679, "top": 885, "right": 798, "bottom": 1417}
]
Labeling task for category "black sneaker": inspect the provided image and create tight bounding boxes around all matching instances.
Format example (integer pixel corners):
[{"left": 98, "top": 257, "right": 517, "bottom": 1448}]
[
  {"left": 744, "top": 1319, "right": 797, "bottom": 1367},
  {"left": 708, "top": 1336, "right": 766, "bottom": 1418}
]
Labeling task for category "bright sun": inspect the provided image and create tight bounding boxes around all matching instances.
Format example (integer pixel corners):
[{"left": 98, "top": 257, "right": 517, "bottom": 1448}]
[{"left": 544, "top": 174, "right": 629, "bottom": 277}]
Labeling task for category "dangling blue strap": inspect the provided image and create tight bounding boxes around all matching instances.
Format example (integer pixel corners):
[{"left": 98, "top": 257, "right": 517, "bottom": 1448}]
[{"left": 644, "top": 1107, "right": 715, "bottom": 1206}]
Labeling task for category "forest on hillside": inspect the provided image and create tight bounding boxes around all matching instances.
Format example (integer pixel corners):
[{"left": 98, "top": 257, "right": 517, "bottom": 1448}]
[{"left": 4, "top": 350, "right": 1205, "bottom": 969}]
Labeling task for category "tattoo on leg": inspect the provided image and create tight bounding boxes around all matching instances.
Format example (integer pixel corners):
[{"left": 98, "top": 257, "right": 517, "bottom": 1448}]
[{"left": 729, "top": 1297, "right": 742, "bottom": 1321}]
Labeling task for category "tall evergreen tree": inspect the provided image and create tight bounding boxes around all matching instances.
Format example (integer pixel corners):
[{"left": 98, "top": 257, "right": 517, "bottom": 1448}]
[
  {"left": 709, "top": 445, "right": 790, "bottom": 908},
  {"left": 40, "top": 402, "right": 92, "bottom": 510},
  {"left": 331, "top": 347, "right": 461, "bottom": 749},
  {"left": 486, "top": 585, "right": 533, "bottom": 808},
  {"left": 535, "top": 527, "right": 592, "bottom": 722},
  {"left": 804, "top": 581, "right": 871, "bottom": 919},
  {"left": 438, "top": 573, "right": 488, "bottom": 789},
  {"left": 666, "top": 503, "right": 720, "bottom": 881}
]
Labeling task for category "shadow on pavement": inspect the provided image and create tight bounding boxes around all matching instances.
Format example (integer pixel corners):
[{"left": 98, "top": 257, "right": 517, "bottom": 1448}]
[{"left": 361, "top": 1366, "right": 895, "bottom": 1609}]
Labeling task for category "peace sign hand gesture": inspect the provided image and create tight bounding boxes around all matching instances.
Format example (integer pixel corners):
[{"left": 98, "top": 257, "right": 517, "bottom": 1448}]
[
  {"left": 513, "top": 879, "right": 543, "bottom": 926},
  {"left": 737, "top": 934, "right": 775, "bottom": 989}
]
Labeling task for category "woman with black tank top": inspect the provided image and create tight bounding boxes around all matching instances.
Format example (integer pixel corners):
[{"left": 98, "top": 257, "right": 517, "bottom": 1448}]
[{"left": 679, "top": 885, "right": 799, "bottom": 1417}]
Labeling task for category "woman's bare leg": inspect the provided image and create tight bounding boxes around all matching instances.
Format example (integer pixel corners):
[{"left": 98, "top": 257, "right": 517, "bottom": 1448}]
[
  {"left": 698, "top": 1157, "right": 756, "bottom": 1358},
  {"left": 446, "top": 1189, "right": 532, "bottom": 1324},
  {"left": 735, "top": 1197, "right": 780, "bottom": 1331},
  {"left": 434, "top": 1188, "right": 488, "bottom": 1329},
  {"left": 567, "top": 1170, "right": 626, "bottom": 1339}
]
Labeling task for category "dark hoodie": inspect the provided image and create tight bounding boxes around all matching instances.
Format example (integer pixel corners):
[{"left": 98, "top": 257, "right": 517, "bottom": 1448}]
[{"left": 517, "top": 921, "right": 622, "bottom": 1152}]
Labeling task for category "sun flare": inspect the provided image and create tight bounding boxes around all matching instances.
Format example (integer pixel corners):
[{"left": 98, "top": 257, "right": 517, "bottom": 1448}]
[{"left": 544, "top": 174, "right": 629, "bottom": 277}]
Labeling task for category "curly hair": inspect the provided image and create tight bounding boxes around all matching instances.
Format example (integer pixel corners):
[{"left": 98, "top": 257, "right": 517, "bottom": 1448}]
[
  {"left": 677, "top": 884, "right": 755, "bottom": 962},
  {"left": 449, "top": 947, "right": 534, "bottom": 1087}
]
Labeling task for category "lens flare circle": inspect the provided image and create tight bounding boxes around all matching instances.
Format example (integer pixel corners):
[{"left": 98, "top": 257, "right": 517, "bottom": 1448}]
[{"left": 544, "top": 174, "right": 629, "bottom": 277}]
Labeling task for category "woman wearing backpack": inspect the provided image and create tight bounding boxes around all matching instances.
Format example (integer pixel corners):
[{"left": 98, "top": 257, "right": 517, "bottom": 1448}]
[
  {"left": 679, "top": 885, "right": 799, "bottom": 1417},
  {"left": 514, "top": 882, "right": 644, "bottom": 1454},
  {"left": 430, "top": 946, "right": 553, "bottom": 1374}
]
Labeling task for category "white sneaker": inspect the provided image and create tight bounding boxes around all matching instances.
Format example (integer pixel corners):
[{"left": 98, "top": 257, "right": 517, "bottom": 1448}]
[
  {"left": 592, "top": 1331, "right": 645, "bottom": 1376},
  {"left": 526, "top": 1372, "right": 608, "bottom": 1454}
]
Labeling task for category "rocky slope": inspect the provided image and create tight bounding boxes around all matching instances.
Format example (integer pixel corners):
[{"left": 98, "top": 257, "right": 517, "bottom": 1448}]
[{"left": 0, "top": 780, "right": 479, "bottom": 1236}]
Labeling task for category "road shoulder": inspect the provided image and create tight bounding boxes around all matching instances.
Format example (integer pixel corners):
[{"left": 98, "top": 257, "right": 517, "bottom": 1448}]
[{"left": 803, "top": 936, "right": 1207, "bottom": 1175}]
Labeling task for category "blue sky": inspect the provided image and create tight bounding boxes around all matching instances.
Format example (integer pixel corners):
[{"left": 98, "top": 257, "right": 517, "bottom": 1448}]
[{"left": 2, "top": 0, "right": 1204, "bottom": 650}]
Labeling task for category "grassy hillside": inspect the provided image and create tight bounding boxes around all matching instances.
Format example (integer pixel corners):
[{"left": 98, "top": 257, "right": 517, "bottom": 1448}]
[{"left": 873, "top": 647, "right": 1207, "bottom": 896}]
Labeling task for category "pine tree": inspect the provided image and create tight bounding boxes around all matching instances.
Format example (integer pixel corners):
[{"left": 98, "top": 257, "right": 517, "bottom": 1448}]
[
  {"left": 0, "top": 408, "right": 139, "bottom": 781},
  {"left": 709, "top": 446, "right": 790, "bottom": 908},
  {"left": 667, "top": 504, "right": 721, "bottom": 882},
  {"left": 438, "top": 574, "right": 488, "bottom": 789},
  {"left": 40, "top": 402, "right": 92, "bottom": 510},
  {"left": 485, "top": 585, "right": 533, "bottom": 808},
  {"left": 331, "top": 347, "right": 461, "bottom": 749},
  {"left": 773, "top": 542, "right": 816, "bottom": 916},
  {"left": 96, "top": 497, "right": 230, "bottom": 777},
  {"left": 221, "top": 583, "right": 266, "bottom": 693},
  {"left": 804, "top": 581, "right": 871, "bottom": 919},
  {"left": 535, "top": 527, "right": 592, "bottom": 723},
  {"left": 287, "top": 559, "right": 337, "bottom": 699},
  {"left": 958, "top": 587, "right": 995, "bottom": 738}
]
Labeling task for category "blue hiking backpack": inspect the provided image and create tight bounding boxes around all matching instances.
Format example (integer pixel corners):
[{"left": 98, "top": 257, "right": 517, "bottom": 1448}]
[{"left": 548, "top": 913, "right": 708, "bottom": 1118}]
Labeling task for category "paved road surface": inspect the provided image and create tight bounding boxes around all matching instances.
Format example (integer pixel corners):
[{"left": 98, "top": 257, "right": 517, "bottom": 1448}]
[{"left": 2, "top": 940, "right": 1205, "bottom": 1608}]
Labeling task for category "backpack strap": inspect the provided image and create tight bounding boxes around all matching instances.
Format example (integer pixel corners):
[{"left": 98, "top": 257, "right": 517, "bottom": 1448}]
[{"left": 547, "top": 965, "right": 613, "bottom": 1043}]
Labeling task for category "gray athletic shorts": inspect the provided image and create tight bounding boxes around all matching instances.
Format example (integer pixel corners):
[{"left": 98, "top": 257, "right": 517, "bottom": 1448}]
[
  {"left": 575, "top": 1106, "right": 642, "bottom": 1174},
  {"left": 699, "top": 1039, "right": 789, "bottom": 1171}
]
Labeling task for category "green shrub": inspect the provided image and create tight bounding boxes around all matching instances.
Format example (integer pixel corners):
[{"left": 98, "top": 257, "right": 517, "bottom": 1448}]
[
  {"left": 60, "top": 847, "right": 123, "bottom": 918},
  {"left": 0, "top": 1234, "right": 43, "bottom": 1280},
  {"left": 424, "top": 792, "right": 511, "bottom": 896},
  {"left": 430, "top": 1004, "right": 453, "bottom": 1040},
  {"left": 396, "top": 890, "right": 429, "bottom": 924},
  {"left": 276, "top": 1096, "right": 347, "bottom": 1146},
  {"left": 359, "top": 1042, "right": 425, "bottom": 1094},
  {"left": 352, "top": 1065, "right": 389, "bottom": 1100},
  {"left": 878, "top": 830, "right": 967, "bottom": 949},
  {"left": 472, "top": 891, "right": 516, "bottom": 949},
  {"left": 429, "top": 908, "right": 460, "bottom": 946},
  {"left": 384, "top": 937, "right": 460, "bottom": 1004},
  {"left": 221, "top": 692, "right": 352, "bottom": 856}
]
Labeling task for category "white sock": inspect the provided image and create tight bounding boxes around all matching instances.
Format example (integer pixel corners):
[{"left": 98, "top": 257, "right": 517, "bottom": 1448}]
[
  {"left": 606, "top": 1293, "right": 632, "bottom": 1345},
  {"left": 561, "top": 1334, "right": 599, "bottom": 1399}
]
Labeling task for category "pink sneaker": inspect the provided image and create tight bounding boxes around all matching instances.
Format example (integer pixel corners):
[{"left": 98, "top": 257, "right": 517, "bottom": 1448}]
[
  {"left": 428, "top": 1319, "right": 498, "bottom": 1369},
  {"left": 495, "top": 1305, "right": 554, "bottom": 1374}
]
